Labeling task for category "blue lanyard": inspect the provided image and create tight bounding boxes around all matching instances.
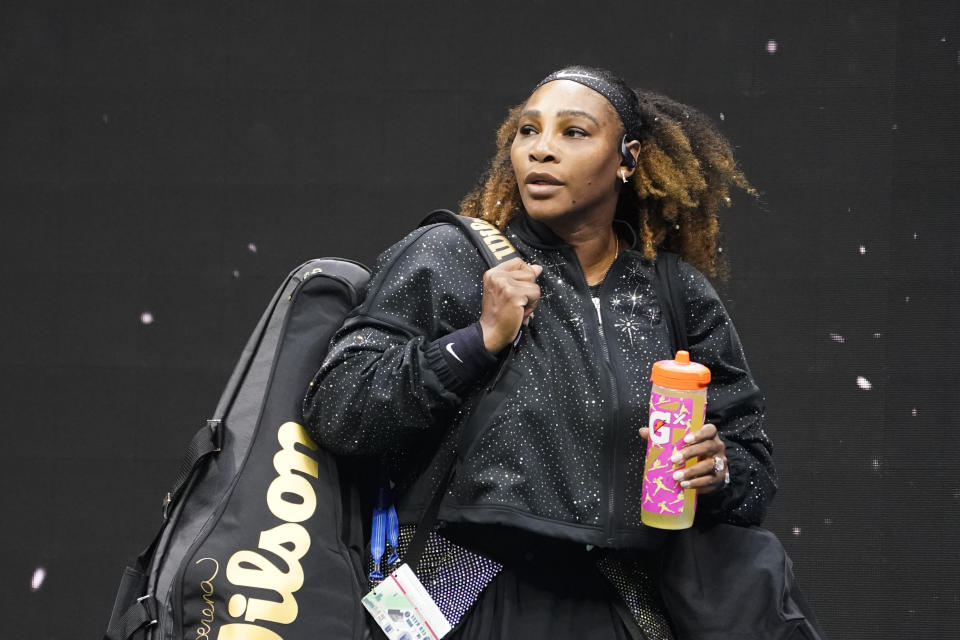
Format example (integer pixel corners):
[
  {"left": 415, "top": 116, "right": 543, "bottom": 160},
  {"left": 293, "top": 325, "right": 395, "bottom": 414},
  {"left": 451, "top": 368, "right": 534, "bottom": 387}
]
[{"left": 369, "top": 477, "right": 400, "bottom": 580}]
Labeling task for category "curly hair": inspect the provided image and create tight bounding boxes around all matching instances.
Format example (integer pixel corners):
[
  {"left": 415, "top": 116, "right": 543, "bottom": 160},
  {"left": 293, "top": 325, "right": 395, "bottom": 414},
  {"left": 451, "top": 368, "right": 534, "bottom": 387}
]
[{"left": 459, "top": 87, "right": 755, "bottom": 278}]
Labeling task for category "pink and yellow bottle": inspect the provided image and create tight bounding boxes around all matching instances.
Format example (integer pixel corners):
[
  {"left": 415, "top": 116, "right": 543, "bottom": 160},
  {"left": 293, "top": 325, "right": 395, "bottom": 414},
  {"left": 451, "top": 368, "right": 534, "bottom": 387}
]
[{"left": 640, "top": 350, "right": 711, "bottom": 530}]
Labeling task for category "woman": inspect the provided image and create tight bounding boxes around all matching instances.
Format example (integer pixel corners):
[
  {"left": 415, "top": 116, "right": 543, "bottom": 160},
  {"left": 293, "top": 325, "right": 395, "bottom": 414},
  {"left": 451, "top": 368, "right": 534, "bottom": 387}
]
[{"left": 304, "top": 66, "right": 775, "bottom": 639}]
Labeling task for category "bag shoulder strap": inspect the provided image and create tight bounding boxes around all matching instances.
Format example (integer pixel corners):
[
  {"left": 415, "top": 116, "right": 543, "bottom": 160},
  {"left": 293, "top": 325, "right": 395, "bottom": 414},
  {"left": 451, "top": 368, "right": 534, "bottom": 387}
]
[
  {"left": 419, "top": 209, "right": 519, "bottom": 268},
  {"left": 652, "top": 251, "right": 688, "bottom": 353},
  {"left": 404, "top": 211, "right": 520, "bottom": 570}
]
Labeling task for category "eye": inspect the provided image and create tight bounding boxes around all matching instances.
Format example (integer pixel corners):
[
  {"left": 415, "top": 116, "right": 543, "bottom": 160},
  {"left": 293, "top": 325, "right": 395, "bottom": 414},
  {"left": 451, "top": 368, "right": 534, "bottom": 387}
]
[
  {"left": 564, "top": 127, "right": 588, "bottom": 138},
  {"left": 518, "top": 124, "right": 538, "bottom": 136}
]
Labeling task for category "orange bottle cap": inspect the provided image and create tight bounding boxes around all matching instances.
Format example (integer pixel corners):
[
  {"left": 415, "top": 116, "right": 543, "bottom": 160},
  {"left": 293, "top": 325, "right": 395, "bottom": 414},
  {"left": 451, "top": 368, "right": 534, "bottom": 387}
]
[{"left": 650, "top": 350, "right": 711, "bottom": 390}]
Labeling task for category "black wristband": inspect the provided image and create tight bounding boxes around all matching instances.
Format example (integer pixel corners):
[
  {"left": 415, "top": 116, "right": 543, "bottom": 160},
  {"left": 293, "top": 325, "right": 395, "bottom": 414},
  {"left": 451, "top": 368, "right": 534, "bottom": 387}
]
[{"left": 425, "top": 323, "right": 498, "bottom": 396}]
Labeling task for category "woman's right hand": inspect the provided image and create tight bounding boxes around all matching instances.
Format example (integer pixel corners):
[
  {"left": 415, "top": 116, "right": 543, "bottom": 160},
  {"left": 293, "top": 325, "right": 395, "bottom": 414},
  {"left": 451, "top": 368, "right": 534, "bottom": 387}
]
[{"left": 479, "top": 257, "right": 542, "bottom": 353}]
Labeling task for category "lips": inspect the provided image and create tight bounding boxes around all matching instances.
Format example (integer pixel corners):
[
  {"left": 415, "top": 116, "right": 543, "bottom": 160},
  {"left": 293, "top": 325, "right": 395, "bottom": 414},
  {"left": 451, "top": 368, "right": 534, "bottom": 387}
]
[
  {"left": 524, "top": 172, "right": 564, "bottom": 197},
  {"left": 524, "top": 172, "right": 563, "bottom": 186}
]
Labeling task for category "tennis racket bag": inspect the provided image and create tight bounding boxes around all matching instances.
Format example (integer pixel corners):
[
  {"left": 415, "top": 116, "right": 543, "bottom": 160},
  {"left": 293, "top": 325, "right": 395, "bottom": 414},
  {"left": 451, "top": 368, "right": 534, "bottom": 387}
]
[
  {"left": 104, "top": 211, "right": 517, "bottom": 640},
  {"left": 104, "top": 255, "right": 374, "bottom": 640}
]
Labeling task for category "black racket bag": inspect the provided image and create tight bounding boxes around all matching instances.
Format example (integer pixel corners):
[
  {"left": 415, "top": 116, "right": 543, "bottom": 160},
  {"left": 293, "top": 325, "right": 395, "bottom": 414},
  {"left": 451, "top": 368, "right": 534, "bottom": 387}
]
[
  {"left": 104, "top": 211, "right": 516, "bottom": 640},
  {"left": 104, "top": 256, "right": 375, "bottom": 640}
]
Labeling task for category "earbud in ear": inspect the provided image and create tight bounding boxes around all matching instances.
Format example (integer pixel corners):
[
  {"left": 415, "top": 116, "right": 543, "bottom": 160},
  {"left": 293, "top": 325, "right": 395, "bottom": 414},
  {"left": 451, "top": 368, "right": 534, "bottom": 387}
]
[{"left": 620, "top": 133, "right": 637, "bottom": 169}]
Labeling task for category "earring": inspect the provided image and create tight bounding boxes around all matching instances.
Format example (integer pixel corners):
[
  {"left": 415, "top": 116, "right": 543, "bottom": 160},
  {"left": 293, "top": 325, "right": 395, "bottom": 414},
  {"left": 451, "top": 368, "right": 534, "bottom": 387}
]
[{"left": 619, "top": 168, "right": 628, "bottom": 184}]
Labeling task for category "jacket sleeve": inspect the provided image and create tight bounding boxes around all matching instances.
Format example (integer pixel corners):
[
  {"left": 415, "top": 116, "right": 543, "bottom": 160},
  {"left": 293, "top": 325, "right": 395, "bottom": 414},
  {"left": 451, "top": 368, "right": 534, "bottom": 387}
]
[
  {"left": 303, "top": 224, "right": 490, "bottom": 457},
  {"left": 676, "top": 261, "right": 778, "bottom": 526}
]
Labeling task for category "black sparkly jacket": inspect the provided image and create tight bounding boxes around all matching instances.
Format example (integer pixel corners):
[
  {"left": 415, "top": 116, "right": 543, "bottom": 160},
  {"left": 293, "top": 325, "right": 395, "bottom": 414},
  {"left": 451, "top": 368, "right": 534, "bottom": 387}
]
[{"left": 304, "top": 213, "right": 776, "bottom": 550}]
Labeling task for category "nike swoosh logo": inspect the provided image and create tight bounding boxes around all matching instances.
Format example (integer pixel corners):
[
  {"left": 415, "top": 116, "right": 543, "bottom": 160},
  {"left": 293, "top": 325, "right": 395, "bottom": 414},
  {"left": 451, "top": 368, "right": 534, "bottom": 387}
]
[{"left": 445, "top": 342, "right": 464, "bottom": 364}]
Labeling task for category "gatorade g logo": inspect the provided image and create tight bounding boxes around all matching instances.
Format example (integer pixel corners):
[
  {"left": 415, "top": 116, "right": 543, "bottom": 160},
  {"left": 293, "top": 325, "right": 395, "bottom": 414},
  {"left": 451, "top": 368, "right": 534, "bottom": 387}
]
[
  {"left": 469, "top": 219, "right": 518, "bottom": 260},
  {"left": 216, "top": 422, "right": 319, "bottom": 640},
  {"left": 649, "top": 410, "right": 672, "bottom": 445}
]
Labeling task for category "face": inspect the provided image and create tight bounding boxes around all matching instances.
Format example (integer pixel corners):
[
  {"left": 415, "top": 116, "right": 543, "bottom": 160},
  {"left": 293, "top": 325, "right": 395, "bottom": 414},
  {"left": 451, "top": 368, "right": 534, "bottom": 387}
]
[{"left": 510, "top": 80, "right": 630, "bottom": 230}]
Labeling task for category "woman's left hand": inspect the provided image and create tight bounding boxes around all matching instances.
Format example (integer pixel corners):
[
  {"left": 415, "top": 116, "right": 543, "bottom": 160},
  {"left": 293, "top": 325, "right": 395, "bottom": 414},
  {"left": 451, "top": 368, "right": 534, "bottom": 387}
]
[{"left": 639, "top": 423, "right": 728, "bottom": 494}]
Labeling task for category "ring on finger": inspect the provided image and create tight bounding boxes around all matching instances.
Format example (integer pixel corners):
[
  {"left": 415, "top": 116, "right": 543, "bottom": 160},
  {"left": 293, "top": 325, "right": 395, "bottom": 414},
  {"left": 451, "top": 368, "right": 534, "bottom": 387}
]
[{"left": 713, "top": 456, "right": 725, "bottom": 474}]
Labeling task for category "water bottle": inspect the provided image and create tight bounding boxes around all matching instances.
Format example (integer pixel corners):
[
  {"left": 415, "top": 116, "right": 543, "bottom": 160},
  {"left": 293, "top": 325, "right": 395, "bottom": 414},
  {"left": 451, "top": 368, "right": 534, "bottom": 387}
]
[{"left": 641, "top": 350, "right": 711, "bottom": 529}]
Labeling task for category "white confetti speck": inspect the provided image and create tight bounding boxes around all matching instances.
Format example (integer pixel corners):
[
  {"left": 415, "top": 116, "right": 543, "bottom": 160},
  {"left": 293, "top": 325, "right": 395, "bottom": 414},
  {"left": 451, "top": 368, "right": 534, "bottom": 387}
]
[
  {"left": 824, "top": 518, "right": 833, "bottom": 525},
  {"left": 856, "top": 376, "right": 872, "bottom": 390},
  {"left": 905, "top": 296, "right": 910, "bottom": 303},
  {"left": 891, "top": 123, "right": 898, "bottom": 131},
  {"left": 872, "top": 459, "right": 881, "bottom": 470},
  {"left": 911, "top": 408, "right": 917, "bottom": 417},
  {"left": 232, "top": 270, "right": 240, "bottom": 279},
  {"left": 858, "top": 245, "right": 866, "bottom": 254},
  {"left": 102, "top": 113, "right": 109, "bottom": 124},
  {"left": 766, "top": 39, "right": 778, "bottom": 54},
  {"left": 830, "top": 333, "right": 845, "bottom": 343},
  {"left": 140, "top": 312, "right": 154, "bottom": 325},
  {"left": 792, "top": 526, "right": 801, "bottom": 536},
  {"left": 719, "top": 112, "right": 725, "bottom": 121},
  {"left": 913, "top": 232, "right": 918, "bottom": 240},
  {"left": 31, "top": 567, "right": 46, "bottom": 591},
  {"left": 247, "top": 243, "right": 257, "bottom": 253},
  {"left": 873, "top": 332, "right": 882, "bottom": 338}
]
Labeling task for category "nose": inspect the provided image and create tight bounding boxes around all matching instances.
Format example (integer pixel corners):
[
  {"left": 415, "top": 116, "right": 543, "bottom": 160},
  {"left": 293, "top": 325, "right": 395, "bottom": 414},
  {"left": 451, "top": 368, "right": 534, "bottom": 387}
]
[{"left": 529, "top": 131, "right": 557, "bottom": 163}]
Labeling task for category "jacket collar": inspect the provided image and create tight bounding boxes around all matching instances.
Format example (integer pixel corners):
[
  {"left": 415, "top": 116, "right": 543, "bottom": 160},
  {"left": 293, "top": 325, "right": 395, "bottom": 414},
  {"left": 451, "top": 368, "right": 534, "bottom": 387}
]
[
  {"left": 508, "top": 211, "right": 640, "bottom": 251},
  {"left": 508, "top": 212, "right": 567, "bottom": 249}
]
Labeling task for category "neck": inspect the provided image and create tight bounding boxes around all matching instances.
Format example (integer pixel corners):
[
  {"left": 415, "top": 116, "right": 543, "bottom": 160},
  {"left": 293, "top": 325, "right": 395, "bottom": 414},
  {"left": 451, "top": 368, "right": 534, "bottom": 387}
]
[{"left": 546, "top": 217, "right": 620, "bottom": 286}]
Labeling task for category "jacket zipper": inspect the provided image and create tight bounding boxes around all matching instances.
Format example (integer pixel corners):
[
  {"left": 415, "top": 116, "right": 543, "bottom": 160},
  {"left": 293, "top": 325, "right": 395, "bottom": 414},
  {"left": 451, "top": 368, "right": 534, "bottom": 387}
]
[
  {"left": 574, "top": 254, "right": 621, "bottom": 545},
  {"left": 596, "top": 293, "right": 621, "bottom": 546}
]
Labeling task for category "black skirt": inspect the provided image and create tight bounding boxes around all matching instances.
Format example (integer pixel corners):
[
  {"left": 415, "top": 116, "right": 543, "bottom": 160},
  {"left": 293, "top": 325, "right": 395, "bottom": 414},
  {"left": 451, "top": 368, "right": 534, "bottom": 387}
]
[{"left": 446, "top": 538, "right": 652, "bottom": 640}]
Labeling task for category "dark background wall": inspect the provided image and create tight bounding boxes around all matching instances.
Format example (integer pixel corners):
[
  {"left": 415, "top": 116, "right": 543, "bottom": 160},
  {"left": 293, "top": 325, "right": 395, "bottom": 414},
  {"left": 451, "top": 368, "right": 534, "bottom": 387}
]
[{"left": 2, "top": 1, "right": 958, "bottom": 638}]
